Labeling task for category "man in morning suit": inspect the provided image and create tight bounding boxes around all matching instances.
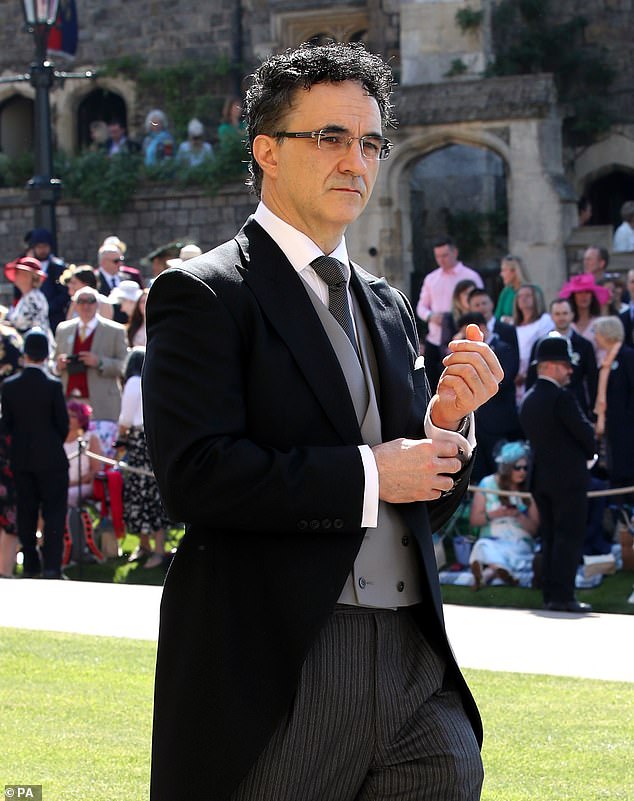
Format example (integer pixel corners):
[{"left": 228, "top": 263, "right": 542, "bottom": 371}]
[
  {"left": 519, "top": 333, "right": 596, "bottom": 613},
  {"left": 53, "top": 286, "right": 127, "bottom": 456},
  {"left": 1, "top": 328, "right": 69, "bottom": 578},
  {"left": 143, "top": 42, "right": 503, "bottom": 801}
]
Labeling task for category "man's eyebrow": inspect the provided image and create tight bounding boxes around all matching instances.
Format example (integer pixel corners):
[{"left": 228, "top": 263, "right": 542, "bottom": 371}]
[{"left": 319, "top": 124, "right": 385, "bottom": 138}]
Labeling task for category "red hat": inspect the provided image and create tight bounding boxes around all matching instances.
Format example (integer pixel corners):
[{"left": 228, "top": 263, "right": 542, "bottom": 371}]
[
  {"left": 4, "top": 256, "right": 47, "bottom": 284},
  {"left": 559, "top": 273, "right": 609, "bottom": 306}
]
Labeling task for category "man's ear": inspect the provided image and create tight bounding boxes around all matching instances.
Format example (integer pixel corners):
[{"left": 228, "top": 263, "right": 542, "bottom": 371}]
[{"left": 252, "top": 134, "right": 278, "bottom": 180}]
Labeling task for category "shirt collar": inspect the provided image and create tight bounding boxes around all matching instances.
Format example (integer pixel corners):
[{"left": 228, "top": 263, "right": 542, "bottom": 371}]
[{"left": 253, "top": 202, "right": 350, "bottom": 280}]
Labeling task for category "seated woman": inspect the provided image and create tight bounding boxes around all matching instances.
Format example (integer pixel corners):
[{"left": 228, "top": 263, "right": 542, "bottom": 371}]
[
  {"left": 64, "top": 400, "right": 103, "bottom": 507},
  {"left": 468, "top": 441, "right": 539, "bottom": 589}
]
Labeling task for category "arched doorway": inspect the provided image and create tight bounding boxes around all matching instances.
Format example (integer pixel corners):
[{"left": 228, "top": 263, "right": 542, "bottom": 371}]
[
  {"left": 76, "top": 88, "right": 127, "bottom": 151},
  {"left": 409, "top": 143, "right": 508, "bottom": 298},
  {"left": 0, "top": 94, "right": 34, "bottom": 159},
  {"left": 585, "top": 170, "right": 634, "bottom": 230}
]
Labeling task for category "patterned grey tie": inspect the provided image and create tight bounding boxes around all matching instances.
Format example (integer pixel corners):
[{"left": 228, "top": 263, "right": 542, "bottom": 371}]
[{"left": 311, "top": 256, "right": 359, "bottom": 356}]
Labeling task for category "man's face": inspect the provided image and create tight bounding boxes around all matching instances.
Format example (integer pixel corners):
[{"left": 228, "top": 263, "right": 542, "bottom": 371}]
[
  {"left": 468, "top": 292, "right": 493, "bottom": 320},
  {"left": 108, "top": 123, "right": 124, "bottom": 142},
  {"left": 33, "top": 242, "right": 51, "bottom": 261},
  {"left": 254, "top": 80, "right": 381, "bottom": 252},
  {"left": 628, "top": 270, "right": 634, "bottom": 299},
  {"left": 433, "top": 245, "right": 458, "bottom": 272},
  {"left": 552, "top": 361, "right": 573, "bottom": 386},
  {"left": 75, "top": 292, "right": 99, "bottom": 323},
  {"left": 583, "top": 247, "right": 604, "bottom": 278},
  {"left": 550, "top": 301, "right": 573, "bottom": 332},
  {"left": 100, "top": 250, "right": 123, "bottom": 275}
]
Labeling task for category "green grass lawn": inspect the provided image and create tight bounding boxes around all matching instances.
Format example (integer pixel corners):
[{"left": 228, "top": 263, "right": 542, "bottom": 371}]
[
  {"left": 441, "top": 570, "right": 634, "bottom": 615},
  {"left": 0, "top": 628, "right": 632, "bottom": 801}
]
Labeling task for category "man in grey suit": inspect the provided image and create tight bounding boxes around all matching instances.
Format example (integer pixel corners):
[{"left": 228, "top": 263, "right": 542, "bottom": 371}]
[
  {"left": 143, "top": 42, "right": 502, "bottom": 801},
  {"left": 53, "top": 286, "right": 127, "bottom": 456}
]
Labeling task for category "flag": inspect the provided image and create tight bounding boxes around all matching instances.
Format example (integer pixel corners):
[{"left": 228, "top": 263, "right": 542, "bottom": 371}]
[{"left": 47, "top": 0, "right": 78, "bottom": 59}]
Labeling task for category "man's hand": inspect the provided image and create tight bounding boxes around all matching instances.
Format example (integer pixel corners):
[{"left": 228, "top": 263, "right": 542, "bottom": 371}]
[
  {"left": 431, "top": 323, "right": 504, "bottom": 431},
  {"left": 372, "top": 438, "right": 463, "bottom": 503},
  {"left": 78, "top": 350, "right": 99, "bottom": 368}
]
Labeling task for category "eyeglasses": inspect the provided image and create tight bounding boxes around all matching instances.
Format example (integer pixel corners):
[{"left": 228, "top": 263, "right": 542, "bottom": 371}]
[
  {"left": 512, "top": 464, "right": 528, "bottom": 471},
  {"left": 76, "top": 297, "right": 97, "bottom": 305},
  {"left": 106, "top": 256, "right": 124, "bottom": 262},
  {"left": 273, "top": 129, "right": 393, "bottom": 161}
]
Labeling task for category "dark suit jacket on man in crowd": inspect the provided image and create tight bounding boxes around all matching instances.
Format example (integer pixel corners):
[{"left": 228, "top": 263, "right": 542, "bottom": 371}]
[
  {"left": 519, "top": 377, "right": 596, "bottom": 606},
  {"left": 1, "top": 365, "right": 69, "bottom": 576}
]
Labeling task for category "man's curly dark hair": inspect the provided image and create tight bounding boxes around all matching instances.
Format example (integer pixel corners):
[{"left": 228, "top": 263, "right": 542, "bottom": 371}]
[{"left": 244, "top": 41, "right": 396, "bottom": 195}]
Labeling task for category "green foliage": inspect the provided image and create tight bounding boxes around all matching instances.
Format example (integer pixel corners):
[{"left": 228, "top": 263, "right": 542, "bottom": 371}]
[
  {"left": 455, "top": 7, "right": 484, "bottom": 33},
  {"left": 58, "top": 150, "right": 143, "bottom": 216},
  {"left": 104, "top": 55, "right": 237, "bottom": 141},
  {"left": 445, "top": 58, "right": 468, "bottom": 77},
  {"left": 487, "top": 0, "right": 615, "bottom": 145},
  {"left": 0, "top": 150, "right": 34, "bottom": 188},
  {"left": 444, "top": 208, "right": 508, "bottom": 263}
]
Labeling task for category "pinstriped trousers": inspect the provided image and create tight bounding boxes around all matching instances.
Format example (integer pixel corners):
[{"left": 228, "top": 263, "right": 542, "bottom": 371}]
[{"left": 230, "top": 605, "right": 484, "bottom": 801}]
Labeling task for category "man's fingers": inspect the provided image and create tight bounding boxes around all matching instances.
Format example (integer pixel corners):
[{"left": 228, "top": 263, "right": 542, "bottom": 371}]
[
  {"left": 465, "top": 322, "right": 483, "bottom": 342},
  {"left": 443, "top": 342, "right": 504, "bottom": 386}
]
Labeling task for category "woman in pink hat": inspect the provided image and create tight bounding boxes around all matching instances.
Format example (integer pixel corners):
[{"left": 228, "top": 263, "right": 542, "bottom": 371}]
[
  {"left": 559, "top": 273, "right": 610, "bottom": 358},
  {"left": 3, "top": 256, "right": 51, "bottom": 338}
]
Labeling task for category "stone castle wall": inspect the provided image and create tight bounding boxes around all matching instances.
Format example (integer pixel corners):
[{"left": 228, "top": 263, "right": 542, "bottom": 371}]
[{"left": 0, "top": 181, "right": 257, "bottom": 283}]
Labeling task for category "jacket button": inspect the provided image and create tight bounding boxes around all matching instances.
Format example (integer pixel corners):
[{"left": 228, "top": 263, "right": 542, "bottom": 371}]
[
  {"left": 297, "top": 520, "right": 308, "bottom": 531},
  {"left": 322, "top": 519, "right": 332, "bottom": 529},
  {"left": 397, "top": 581, "right": 405, "bottom": 592},
  {"left": 358, "top": 577, "right": 367, "bottom": 589},
  {"left": 401, "top": 535, "right": 409, "bottom": 546},
  {"left": 309, "top": 519, "right": 320, "bottom": 530},
  {"left": 333, "top": 519, "right": 344, "bottom": 529}
]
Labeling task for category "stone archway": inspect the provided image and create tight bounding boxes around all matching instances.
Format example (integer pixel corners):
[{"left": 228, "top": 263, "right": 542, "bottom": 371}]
[
  {"left": 0, "top": 93, "right": 33, "bottom": 158},
  {"left": 408, "top": 142, "right": 508, "bottom": 278}
]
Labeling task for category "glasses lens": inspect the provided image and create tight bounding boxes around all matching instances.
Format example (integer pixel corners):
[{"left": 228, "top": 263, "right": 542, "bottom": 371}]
[
  {"left": 77, "top": 298, "right": 96, "bottom": 304},
  {"left": 317, "top": 131, "right": 345, "bottom": 151},
  {"left": 362, "top": 137, "right": 391, "bottom": 161},
  {"left": 513, "top": 464, "right": 528, "bottom": 470}
]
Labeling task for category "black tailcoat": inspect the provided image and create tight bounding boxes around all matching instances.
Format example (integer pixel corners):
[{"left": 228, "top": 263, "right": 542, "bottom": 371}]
[{"left": 143, "top": 218, "right": 480, "bottom": 801}]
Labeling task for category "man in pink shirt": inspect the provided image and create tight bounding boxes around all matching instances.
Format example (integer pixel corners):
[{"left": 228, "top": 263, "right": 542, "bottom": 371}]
[{"left": 416, "top": 238, "right": 483, "bottom": 389}]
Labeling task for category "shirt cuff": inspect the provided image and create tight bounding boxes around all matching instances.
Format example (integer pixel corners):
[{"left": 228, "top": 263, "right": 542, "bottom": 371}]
[
  {"left": 423, "top": 407, "right": 476, "bottom": 463},
  {"left": 358, "top": 444, "right": 379, "bottom": 528}
]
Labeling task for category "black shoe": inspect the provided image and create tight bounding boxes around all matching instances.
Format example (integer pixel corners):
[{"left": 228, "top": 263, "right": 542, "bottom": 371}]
[{"left": 547, "top": 601, "right": 593, "bottom": 613}]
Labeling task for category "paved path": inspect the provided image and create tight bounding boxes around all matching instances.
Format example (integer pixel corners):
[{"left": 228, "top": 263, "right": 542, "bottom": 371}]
[{"left": 0, "top": 579, "right": 632, "bottom": 682}]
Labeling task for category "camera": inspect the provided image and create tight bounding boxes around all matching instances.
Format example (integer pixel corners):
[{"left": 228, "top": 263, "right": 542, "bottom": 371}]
[{"left": 67, "top": 354, "right": 80, "bottom": 363}]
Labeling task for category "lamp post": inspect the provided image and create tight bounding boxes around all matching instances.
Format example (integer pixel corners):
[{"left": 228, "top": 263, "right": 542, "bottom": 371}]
[{"left": 22, "top": 0, "right": 62, "bottom": 251}]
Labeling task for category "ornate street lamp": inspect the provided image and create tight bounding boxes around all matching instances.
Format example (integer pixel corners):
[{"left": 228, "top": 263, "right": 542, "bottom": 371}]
[{"left": 22, "top": 0, "right": 62, "bottom": 250}]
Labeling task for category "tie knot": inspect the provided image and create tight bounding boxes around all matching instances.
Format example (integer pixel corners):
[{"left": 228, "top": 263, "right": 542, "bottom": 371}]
[{"left": 311, "top": 256, "right": 347, "bottom": 289}]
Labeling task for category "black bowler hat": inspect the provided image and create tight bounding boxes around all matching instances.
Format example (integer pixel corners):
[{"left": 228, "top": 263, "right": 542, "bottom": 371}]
[
  {"left": 23, "top": 328, "right": 49, "bottom": 361},
  {"left": 534, "top": 333, "right": 573, "bottom": 364}
]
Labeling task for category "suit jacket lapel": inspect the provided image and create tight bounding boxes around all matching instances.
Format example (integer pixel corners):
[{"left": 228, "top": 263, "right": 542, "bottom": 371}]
[{"left": 235, "top": 220, "right": 362, "bottom": 445}]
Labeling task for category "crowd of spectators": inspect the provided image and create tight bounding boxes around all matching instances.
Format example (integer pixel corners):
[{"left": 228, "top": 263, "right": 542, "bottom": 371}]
[
  {"left": 416, "top": 234, "right": 634, "bottom": 595},
  {"left": 1, "top": 202, "right": 633, "bottom": 589},
  {"left": 0, "top": 228, "right": 194, "bottom": 578}
]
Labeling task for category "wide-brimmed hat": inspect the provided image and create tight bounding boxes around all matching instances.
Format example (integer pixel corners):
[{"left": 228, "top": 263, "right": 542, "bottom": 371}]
[
  {"left": 166, "top": 244, "right": 202, "bottom": 269},
  {"left": 108, "top": 280, "right": 143, "bottom": 304},
  {"left": 559, "top": 273, "right": 610, "bottom": 305},
  {"left": 100, "top": 235, "right": 127, "bottom": 256},
  {"left": 4, "top": 256, "right": 47, "bottom": 284},
  {"left": 534, "top": 332, "right": 574, "bottom": 365}
]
